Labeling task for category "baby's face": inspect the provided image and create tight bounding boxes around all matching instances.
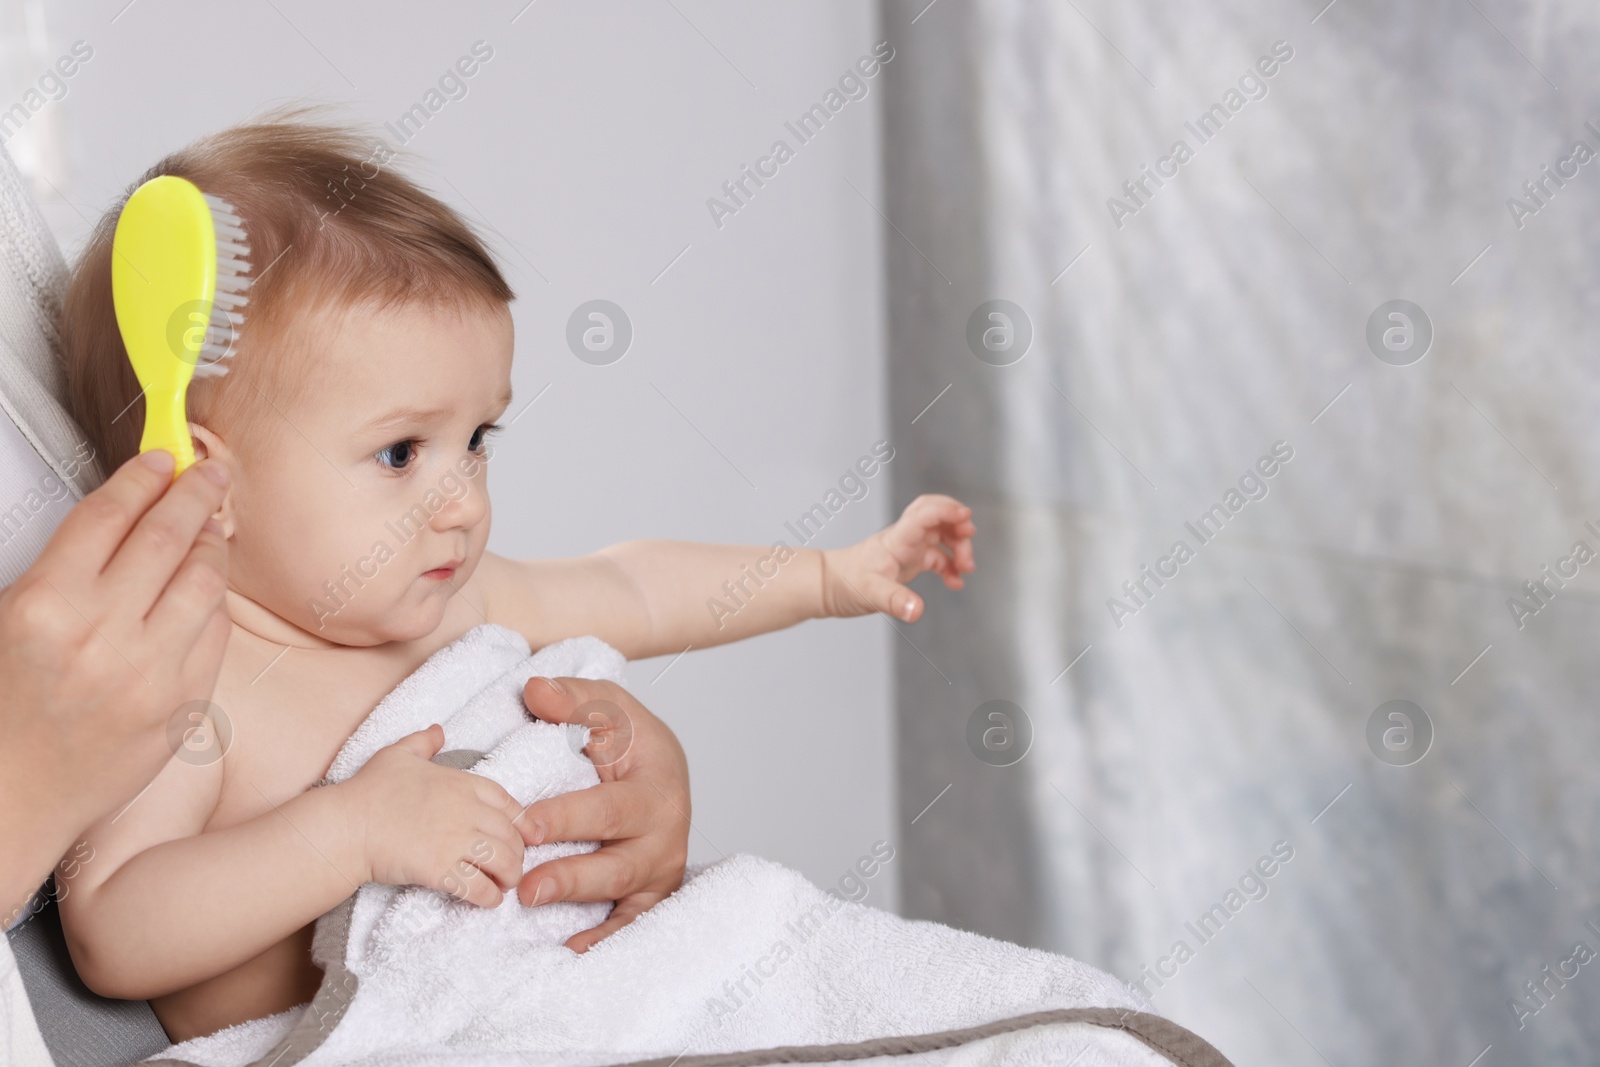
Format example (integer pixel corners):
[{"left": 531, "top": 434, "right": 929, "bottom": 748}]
[{"left": 214, "top": 297, "right": 514, "bottom": 647}]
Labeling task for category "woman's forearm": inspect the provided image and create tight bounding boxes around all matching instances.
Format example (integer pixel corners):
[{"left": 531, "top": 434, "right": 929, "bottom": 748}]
[
  {"left": 595, "top": 541, "right": 828, "bottom": 658},
  {"left": 61, "top": 783, "right": 365, "bottom": 1000}
]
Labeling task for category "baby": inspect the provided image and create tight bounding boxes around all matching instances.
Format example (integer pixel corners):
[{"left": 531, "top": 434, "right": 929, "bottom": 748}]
[{"left": 53, "top": 116, "right": 975, "bottom": 1043}]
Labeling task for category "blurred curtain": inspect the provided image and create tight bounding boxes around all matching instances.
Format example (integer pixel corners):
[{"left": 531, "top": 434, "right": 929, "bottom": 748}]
[{"left": 881, "top": 0, "right": 1600, "bottom": 1062}]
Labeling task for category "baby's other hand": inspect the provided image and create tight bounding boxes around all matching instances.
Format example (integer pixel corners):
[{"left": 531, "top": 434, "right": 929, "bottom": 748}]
[
  {"left": 822, "top": 494, "right": 976, "bottom": 623},
  {"left": 339, "top": 725, "right": 529, "bottom": 907}
]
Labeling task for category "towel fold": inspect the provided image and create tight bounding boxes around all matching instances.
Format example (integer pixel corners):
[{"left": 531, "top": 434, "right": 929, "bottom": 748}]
[{"left": 148, "top": 625, "right": 1227, "bottom": 1067}]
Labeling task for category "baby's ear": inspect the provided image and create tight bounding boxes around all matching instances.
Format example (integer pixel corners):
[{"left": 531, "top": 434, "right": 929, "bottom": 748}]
[{"left": 187, "top": 422, "right": 237, "bottom": 539}]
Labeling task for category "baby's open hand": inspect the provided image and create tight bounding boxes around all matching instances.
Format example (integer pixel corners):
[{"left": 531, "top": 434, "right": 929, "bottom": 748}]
[
  {"left": 822, "top": 494, "right": 976, "bottom": 623},
  {"left": 339, "top": 724, "right": 529, "bottom": 907}
]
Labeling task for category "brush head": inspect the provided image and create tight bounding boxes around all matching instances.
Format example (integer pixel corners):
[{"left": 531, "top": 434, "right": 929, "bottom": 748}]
[
  {"left": 111, "top": 175, "right": 256, "bottom": 473},
  {"left": 192, "top": 192, "right": 252, "bottom": 379}
]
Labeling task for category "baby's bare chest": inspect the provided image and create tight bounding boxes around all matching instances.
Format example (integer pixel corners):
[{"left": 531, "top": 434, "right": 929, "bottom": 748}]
[{"left": 207, "top": 644, "right": 434, "bottom": 829}]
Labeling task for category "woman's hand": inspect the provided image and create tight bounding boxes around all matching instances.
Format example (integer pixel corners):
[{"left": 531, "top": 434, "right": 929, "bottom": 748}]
[
  {"left": 516, "top": 676, "right": 690, "bottom": 953},
  {"left": 0, "top": 450, "right": 232, "bottom": 919}
]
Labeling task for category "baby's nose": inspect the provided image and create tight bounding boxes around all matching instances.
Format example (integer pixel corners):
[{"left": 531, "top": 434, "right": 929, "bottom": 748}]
[{"left": 428, "top": 481, "right": 487, "bottom": 531}]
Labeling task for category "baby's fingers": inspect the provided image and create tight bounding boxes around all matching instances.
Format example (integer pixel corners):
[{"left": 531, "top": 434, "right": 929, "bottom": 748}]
[
  {"left": 904, "top": 494, "right": 972, "bottom": 532},
  {"left": 951, "top": 537, "right": 976, "bottom": 573},
  {"left": 468, "top": 783, "right": 531, "bottom": 889},
  {"left": 940, "top": 536, "right": 975, "bottom": 582},
  {"left": 927, "top": 502, "right": 976, "bottom": 565},
  {"left": 440, "top": 851, "right": 507, "bottom": 908},
  {"left": 473, "top": 776, "right": 529, "bottom": 828},
  {"left": 925, "top": 546, "right": 966, "bottom": 590},
  {"left": 476, "top": 822, "right": 527, "bottom": 890}
]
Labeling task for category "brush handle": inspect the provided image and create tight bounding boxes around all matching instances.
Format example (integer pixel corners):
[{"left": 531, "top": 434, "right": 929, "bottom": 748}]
[{"left": 140, "top": 384, "right": 197, "bottom": 476}]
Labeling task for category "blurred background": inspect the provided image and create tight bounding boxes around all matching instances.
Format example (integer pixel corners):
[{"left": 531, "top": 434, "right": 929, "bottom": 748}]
[{"left": 9, "top": 0, "right": 1600, "bottom": 1063}]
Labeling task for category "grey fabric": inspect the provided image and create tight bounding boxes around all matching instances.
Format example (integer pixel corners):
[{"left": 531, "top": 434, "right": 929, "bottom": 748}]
[
  {"left": 8, "top": 893, "right": 170, "bottom": 1066},
  {"left": 883, "top": 0, "right": 1600, "bottom": 1062},
  {"left": 0, "top": 142, "right": 103, "bottom": 497},
  {"left": 430, "top": 748, "right": 486, "bottom": 771},
  {"left": 0, "top": 394, "right": 80, "bottom": 588},
  {"left": 586, "top": 1008, "right": 1235, "bottom": 1067}
]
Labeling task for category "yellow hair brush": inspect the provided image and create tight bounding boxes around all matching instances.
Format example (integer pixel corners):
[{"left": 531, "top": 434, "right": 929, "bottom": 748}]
[{"left": 111, "top": 175, "right": 251, "bottom": 475}]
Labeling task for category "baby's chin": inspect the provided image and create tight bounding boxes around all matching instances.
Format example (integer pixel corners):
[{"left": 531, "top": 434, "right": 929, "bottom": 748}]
[{"left": 313, "top": 586, "right": 454, "bottom": 646}]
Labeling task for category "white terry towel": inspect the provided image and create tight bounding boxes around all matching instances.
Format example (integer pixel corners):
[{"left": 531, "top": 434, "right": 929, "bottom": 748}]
[{"left": 148, "top": 625, "right": 1229, "bottom": 1067}]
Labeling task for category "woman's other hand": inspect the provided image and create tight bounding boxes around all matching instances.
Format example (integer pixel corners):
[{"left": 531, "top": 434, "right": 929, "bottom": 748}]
[{"left": 516, "top": 676, "right": 690, "bottom": 952}]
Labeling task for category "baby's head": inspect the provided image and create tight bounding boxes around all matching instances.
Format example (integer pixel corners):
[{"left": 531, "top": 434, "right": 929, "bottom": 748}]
[{"left": 63, "top": 111, "right": 516, "bottom": 648}]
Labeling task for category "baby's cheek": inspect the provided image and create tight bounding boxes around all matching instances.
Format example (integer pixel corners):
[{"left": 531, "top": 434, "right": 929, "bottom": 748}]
[
  {"left": 293, "top": 523, "right": 423, "bottom": 630},
  {"left": 475, "top": 510, "right": 492, "bottom": 553}
]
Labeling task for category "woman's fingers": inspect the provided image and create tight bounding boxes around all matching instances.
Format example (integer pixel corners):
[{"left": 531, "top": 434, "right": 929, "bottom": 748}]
[
  {"left": 516, "top": 675, "right": 690, "bottom": 926},
  {"left": 564, "top": 891, "right": 664, "bottom": 953},
  {"left": 522, "top": 675, "right": 580, "bottom": 725},
  {"left": 519, "top": 844, "right": 641, "bottom": 907},
  {"left": 524, "top": 681, "right": 634, "bottom": 778},
  {"left": 101, "top": 458, "right": 231, "bottom": 619},
  {"left": 31, "top": 451, "right": 174, "bottom": 589},
  {"left": 522, "top": 676, "right": 632, "bottom": 743},
  {"left": 144, "top": 519, "right": 230, "bottom": 650},
  {"left": 516, "top": 779, "right": 651, "bottom": 847}
]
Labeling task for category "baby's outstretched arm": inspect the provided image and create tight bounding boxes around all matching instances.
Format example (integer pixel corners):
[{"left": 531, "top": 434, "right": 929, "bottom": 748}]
[
  {"left": 59, "top": 724, "right": 526, "bottom": 1001},
  {"left": 478, "top": 494, "right": 976, "bottom": 658}
]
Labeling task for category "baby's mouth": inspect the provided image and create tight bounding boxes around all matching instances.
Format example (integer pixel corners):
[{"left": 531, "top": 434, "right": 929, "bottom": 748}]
[{"left": 423, "top": 558, "right": 463, "bottom": 581}]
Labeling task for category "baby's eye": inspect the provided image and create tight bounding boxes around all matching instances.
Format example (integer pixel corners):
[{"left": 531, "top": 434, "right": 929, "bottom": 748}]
[
  {"left": 470, "top": 422, "right": 504, "bottom": 453},
  {"left": 375, "top": 439, "right": 418, "bottom": 471}
]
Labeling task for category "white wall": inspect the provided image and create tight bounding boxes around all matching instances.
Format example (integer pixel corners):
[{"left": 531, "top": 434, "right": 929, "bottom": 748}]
[{"left": 32, "top": 0, "right": 896, "bottom": 909}]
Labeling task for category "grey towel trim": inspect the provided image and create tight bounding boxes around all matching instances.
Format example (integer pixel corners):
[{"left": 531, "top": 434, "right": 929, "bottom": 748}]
[
  {"left": 148, "top": 981, "right": 1232, "bottom": 1067},
  {"left": 598, "top": 1008, "right": 1234, "bottom": 1067}
]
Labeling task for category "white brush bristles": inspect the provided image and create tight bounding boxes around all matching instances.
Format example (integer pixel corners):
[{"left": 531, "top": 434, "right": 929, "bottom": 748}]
[{"left": 194, "top": 192, "right": 252, "bottom": 379}]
